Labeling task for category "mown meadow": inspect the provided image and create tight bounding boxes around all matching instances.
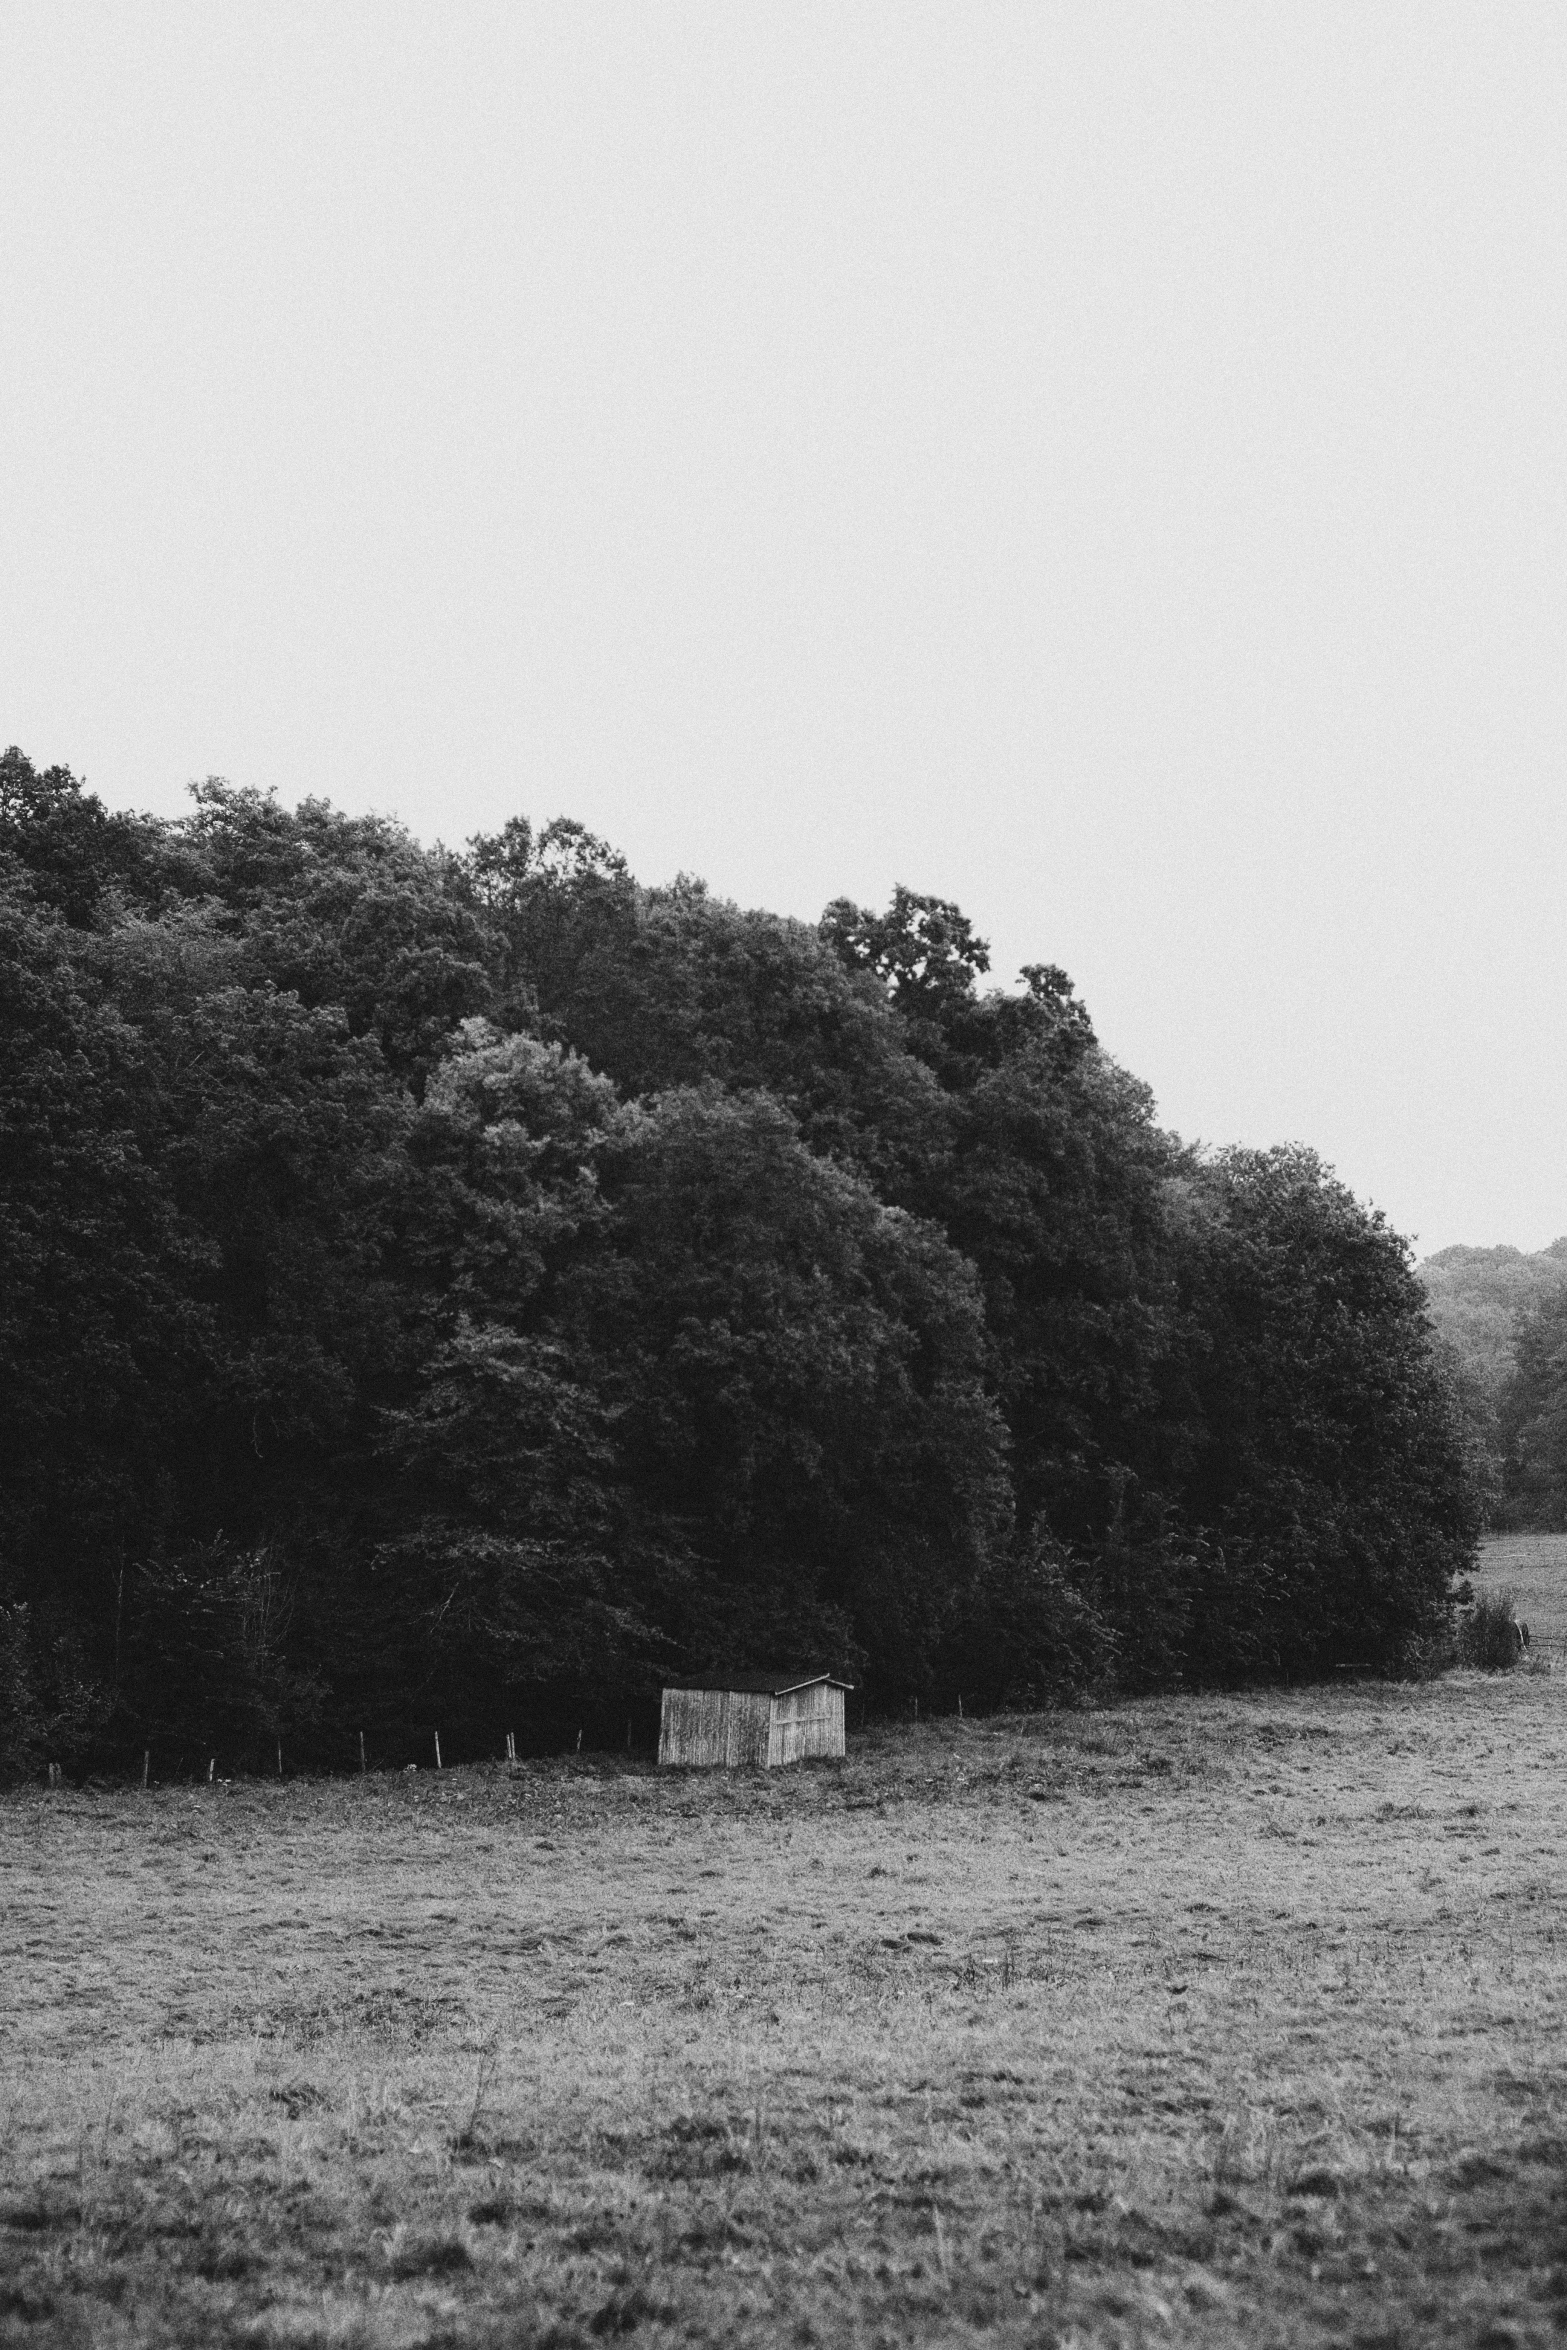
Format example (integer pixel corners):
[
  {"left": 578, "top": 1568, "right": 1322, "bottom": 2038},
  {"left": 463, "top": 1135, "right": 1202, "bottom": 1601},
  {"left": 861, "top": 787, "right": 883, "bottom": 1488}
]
[{"left": 3, "top": 1538, "right": 1564, "bottom": 2349}]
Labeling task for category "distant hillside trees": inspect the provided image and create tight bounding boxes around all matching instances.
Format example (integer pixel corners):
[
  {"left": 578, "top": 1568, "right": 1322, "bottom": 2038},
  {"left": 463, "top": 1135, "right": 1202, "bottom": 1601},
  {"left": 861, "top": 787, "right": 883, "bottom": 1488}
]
[
  {"left": 1493, "top": 1290, "right": 1567, "bottom": 1527},
  {"left": 1419, "top": 1241, "right": 1567, "bottom": 1527},
  {"left": 1421, "top": 1241, "right": 1567, "bottom": 1399},
  {"left": 0, "top": 747, "right": 1479, "bottom": 1770}
]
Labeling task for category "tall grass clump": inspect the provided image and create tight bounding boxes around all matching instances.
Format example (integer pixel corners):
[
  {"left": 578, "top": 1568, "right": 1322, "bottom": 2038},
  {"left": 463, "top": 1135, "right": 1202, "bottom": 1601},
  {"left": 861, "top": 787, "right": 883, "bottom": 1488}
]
[{"left": 1456, "top": 1585, "right": 1522, "bottom": 1671}]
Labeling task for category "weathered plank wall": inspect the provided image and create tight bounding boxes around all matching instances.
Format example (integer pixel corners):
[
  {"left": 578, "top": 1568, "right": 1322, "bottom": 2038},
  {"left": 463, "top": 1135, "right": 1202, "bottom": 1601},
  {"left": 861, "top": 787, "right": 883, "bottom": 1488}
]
[
  {"left": 658, "top": 1688, "right": 773, "bottom": 1767},
  {"left": 767, "top": 1682, "right": 845, "bottom": 1765}
]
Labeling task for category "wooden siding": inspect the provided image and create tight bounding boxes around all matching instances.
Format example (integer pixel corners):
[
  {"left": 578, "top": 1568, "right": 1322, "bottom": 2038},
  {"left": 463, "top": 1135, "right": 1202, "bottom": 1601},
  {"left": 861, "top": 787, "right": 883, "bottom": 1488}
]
[
  {"left": 658, "top": 1680, "right": 847, "bottom": 1767},
  {"left": 658, "top": 1686, "right": 773, "bottom": 1768},
  {"left": 767, "top": 1681, "right": 845, "bottom": 1765}
]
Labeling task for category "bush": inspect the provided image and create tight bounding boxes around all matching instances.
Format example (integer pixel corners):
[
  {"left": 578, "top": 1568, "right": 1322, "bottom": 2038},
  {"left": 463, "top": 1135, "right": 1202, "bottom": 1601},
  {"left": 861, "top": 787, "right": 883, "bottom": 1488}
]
[
  {"left": 937, "top": 1530, "right": 1116, "bottom": 1711},
  {"left": 0, "top": 1604, "right": 104, "bottom": 1782},
  {"left": 1395, "top": 1627, "right": 1457, "bottom": 1681},
  {"left": 121, "top": 1544, "right": 326, "bottom": 1768},
  {"left": 1456, "top": 1585, "right": 1523, "bottom": 1671}
]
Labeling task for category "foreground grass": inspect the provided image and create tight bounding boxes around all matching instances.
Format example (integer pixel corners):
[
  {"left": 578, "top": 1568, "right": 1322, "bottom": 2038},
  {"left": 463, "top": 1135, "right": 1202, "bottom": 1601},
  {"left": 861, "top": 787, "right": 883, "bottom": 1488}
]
[{"left": 4, "top": 1667, "right": 1567, "bottom": 2348}]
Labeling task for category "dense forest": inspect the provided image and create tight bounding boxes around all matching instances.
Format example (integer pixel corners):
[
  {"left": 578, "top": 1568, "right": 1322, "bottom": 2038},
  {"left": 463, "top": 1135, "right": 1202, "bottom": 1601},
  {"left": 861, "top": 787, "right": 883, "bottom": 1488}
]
[
  {"left": 1, "top": 748, "right": 1478, "bottom": 1775},
  {"left": 1421, "top": 1241, "right": 1567, "bottom": 1528}
]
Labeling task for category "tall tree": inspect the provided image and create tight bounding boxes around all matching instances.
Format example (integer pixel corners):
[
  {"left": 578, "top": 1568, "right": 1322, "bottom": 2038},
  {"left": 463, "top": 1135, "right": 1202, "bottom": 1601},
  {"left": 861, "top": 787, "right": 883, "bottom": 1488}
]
[
  {"left": 0, "top": 875, "right": 202, "bottom": 1648},
  {"left": 571, "top": 1086, "right": 1012, "bottom": 1700},
  {"left": 1174, "top": 1146, "right": 1478, "bottom": 1676},
  {"left": 1497, "top": 1287, "right": 1567, "bottom": 1528}
]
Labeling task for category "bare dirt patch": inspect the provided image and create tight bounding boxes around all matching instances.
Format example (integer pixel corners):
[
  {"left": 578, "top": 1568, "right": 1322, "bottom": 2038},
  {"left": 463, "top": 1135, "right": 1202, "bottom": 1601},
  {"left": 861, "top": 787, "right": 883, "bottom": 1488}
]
[{"left": 3, "top": 1675, "right": 1566, "bottom": 2346}]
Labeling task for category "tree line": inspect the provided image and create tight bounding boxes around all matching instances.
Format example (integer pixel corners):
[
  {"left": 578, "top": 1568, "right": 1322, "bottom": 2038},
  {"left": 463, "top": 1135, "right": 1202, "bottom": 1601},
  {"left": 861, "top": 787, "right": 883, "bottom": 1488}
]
[
  {"left": 0, "top": 748, "right": 1478, "bottom": 1775},
  {"left": 1421, "top": 1240, "right": 1567, "bottom": 1527}
]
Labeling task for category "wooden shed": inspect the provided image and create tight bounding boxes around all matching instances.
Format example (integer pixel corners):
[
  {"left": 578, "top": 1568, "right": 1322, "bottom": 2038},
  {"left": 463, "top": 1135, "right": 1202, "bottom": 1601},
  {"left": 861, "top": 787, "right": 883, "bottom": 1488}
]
[{"left": 657, "top": 1673, "right": 852, "bottom": 1769}]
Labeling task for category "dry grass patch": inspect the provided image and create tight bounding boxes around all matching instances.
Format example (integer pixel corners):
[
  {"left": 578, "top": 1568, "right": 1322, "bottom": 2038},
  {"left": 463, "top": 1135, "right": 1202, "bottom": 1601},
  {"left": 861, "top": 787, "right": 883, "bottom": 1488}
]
[{"left": 4, "top": 1674, "right": 1567, "bottom": 2346}]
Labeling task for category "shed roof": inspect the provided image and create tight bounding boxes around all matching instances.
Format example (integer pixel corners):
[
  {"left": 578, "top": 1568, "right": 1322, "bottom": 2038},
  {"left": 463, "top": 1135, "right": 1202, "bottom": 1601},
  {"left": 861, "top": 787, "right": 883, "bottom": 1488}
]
[{"left": 665, "top": 1671, "right": 854, "bottom": 1697}]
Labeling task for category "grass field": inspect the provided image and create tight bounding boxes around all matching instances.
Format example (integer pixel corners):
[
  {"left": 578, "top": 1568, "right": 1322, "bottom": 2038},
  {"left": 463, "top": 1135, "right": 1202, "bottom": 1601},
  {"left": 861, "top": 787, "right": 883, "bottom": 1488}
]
[
  {"left": 1473, "top": 1531, "right": 1567, "bottom": 1660},
  {"left": 5, "top": 1568, "right": 1567, "bottom": 2348}
]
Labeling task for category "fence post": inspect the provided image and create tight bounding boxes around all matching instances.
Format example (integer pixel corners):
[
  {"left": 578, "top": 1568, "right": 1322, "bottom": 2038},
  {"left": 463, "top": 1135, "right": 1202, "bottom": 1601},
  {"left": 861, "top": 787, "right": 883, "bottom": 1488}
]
[
  {"left": 434, "top": 1730, "right": 442, "bottom": 1771},
  {"left": 208, "top": 1757, "right": 215, "bottom": 1783},
  {"left": 47, "top": 1762, "right": 61, "bottom": 1790},
  {"left": 359, "top": 1731, "right": 367, "bottom": 1776},
  {"left": 276, "top": 1741, "right": 283, "bottom": 1779},
  {"left": 141, "top": 1750, "right": 149, "bottom": 1791}
]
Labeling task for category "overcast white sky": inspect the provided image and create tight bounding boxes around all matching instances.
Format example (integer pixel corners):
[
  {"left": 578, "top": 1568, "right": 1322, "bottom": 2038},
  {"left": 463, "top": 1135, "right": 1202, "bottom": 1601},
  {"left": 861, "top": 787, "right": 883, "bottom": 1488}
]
[{"left": 4, "top": 4, "right": 1563, "bottom": 1256}]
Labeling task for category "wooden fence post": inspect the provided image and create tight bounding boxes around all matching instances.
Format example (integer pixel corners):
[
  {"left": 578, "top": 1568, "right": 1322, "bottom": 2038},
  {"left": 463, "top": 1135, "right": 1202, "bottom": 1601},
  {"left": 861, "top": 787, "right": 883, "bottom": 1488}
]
[
  {"left": 359, "top": 1731, "right": 367, "bottom": 1775},
  {"left": 207, "top": 1757, "right": 215, "bottom": 1783},
  {"left": 434, "top": 1730, "right": 442, "bottom": 1771},
  {"left": 276, "top": 1741, "right": 283, "bottom": 1779},
  {"left": 47, "top": 1762, "right": 61, "bottom": 1790},
  {"left": 141, "top": 1750, "right": 149, "bottom": 1791}
]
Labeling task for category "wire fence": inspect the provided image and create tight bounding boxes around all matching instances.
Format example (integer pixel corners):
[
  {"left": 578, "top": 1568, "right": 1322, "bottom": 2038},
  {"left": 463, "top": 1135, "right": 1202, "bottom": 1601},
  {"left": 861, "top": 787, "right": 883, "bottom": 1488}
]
[{"left": 113, "top": 1709, "right": 660, "bottom": 1788}]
